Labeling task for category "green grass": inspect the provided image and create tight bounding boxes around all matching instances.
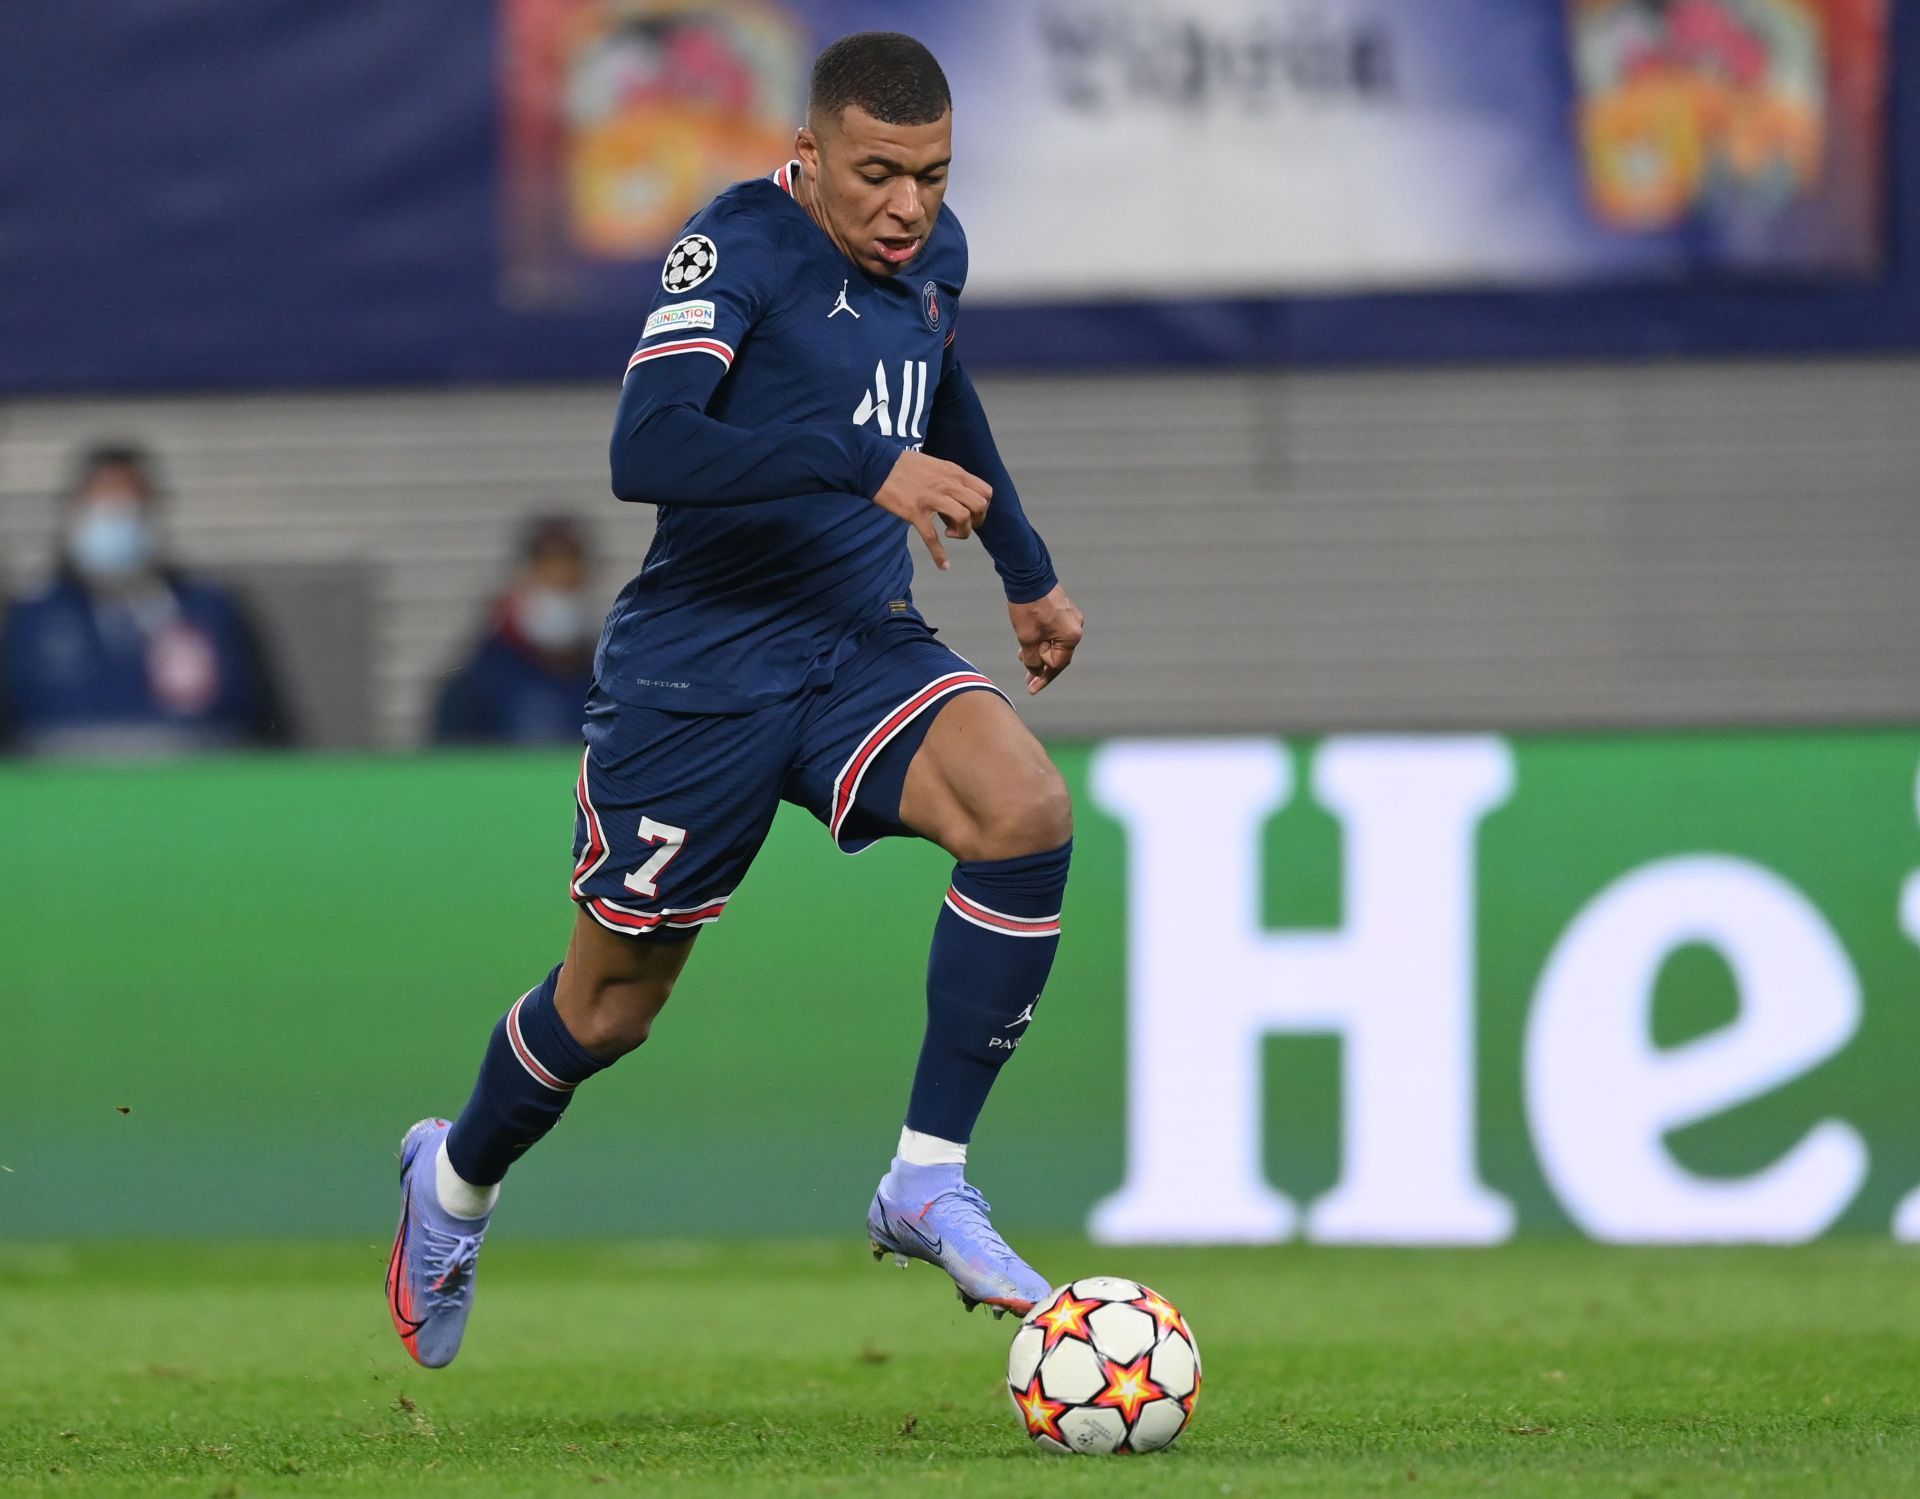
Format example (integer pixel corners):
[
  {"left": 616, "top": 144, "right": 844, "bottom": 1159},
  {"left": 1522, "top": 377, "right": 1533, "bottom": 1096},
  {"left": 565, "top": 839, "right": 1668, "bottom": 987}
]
[{"left": 3, "top": 1241, "right": 1918, "bottom": 1497}]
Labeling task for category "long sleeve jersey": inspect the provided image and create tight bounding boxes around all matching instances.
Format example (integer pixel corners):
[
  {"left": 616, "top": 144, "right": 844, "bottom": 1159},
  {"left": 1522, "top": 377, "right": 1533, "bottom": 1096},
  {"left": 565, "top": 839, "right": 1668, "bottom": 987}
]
[{"left": 599, "top": 161, "right": 1056, "bottom": 714}]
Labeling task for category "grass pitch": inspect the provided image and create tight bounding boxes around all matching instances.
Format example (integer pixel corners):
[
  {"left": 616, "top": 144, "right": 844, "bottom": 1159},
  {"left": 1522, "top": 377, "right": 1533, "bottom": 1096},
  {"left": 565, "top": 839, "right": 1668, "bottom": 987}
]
[{"left": 2, "top": 1240, "right": 1917, "bottom": 1497}]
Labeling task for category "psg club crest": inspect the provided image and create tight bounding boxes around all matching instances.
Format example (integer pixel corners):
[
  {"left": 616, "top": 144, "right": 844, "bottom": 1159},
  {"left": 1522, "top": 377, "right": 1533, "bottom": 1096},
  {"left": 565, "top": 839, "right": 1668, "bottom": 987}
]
[
  {"left": 663, "top": 234, "right": 719, "bottom": 292},
  {"left": 921, "top": 280, "right": 942, "bottom": 332}
]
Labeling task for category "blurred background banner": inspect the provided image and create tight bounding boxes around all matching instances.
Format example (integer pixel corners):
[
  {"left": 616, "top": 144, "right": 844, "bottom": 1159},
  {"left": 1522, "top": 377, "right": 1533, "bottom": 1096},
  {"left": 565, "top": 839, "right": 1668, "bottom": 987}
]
[
  {"left": 502, "top": 0, "right": 1889, "bottom": 305},
  {"left": 6, "top": 732, "right": 1918, "bottom": 1243},
  {"left": 913, "top": 0, "right": 1886, "bottom": 300},
  {"left": 0, "top": 0, "right": 1900, "bottom": 389}
]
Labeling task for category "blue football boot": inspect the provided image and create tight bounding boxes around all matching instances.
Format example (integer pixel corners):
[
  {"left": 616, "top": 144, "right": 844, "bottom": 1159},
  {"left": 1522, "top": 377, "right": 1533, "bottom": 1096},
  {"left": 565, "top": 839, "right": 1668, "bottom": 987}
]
[
  {"left": 867, "top": 1160, "right": 1052, "bottom": 1318},
  {"left": 386, "top": 1118, "right": 490, "bottom": 1368}
]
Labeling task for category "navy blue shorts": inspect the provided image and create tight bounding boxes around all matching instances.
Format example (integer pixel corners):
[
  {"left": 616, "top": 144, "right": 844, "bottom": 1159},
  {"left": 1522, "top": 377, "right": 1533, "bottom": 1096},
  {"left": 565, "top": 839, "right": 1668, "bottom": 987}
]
[{"left": 569, "top": 617, "right": 1004, "bottom": 938}]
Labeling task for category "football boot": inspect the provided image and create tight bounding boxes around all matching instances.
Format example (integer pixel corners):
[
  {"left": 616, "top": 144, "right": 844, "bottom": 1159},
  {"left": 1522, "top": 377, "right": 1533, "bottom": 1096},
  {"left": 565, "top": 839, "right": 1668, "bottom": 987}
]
[
  {"left": 867, "top": 1160, "right": 1051, "bottom": 1318},
  {"left": 386, "top": 1117, "right": 491, "bottom": 1368}
]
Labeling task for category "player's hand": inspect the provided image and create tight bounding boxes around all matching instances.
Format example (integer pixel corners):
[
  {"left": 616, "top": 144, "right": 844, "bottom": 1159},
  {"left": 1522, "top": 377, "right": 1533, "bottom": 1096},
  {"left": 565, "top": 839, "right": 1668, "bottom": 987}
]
[
  {"left": 1009, "top": 584, "right": 1083, "bottom": 695},
  {"left": 874, "top": 450, "right": 992, "bottom": 571}
]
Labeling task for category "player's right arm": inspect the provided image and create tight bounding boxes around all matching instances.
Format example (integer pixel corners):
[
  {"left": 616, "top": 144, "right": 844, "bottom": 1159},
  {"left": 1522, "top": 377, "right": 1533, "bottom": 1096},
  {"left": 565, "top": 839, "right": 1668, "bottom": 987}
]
[{"left": 609, "top": 207, "right": 988, "bottom": 566}]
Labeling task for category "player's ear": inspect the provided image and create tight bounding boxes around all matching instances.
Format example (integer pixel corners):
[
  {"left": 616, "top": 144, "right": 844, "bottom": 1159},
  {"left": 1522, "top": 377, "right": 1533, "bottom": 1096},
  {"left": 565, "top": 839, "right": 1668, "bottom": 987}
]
[{"left": 794, "top": 125, "right": 820, "bottom": 173}]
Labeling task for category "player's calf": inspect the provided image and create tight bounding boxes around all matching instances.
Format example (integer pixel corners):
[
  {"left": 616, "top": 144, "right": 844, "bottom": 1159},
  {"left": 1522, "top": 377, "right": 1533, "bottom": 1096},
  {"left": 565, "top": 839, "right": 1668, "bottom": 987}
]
[
  {"left": 388, "top": 914, "right": 696, "bottom": 1362},
  {"left": 552, "top": 899, "right": 698, "bottom": 1055},
  {"left": 910, "top": 839, "right": 1072, "bottom": 1145},
  {"left": 386, "top": 964, "right": 616, "bottom": 1367},
  {"left": 443, "top": 963, "right": 613, "bottom": 1188},
  {"left": 869, "top": 838, "right": 1071, "bottom": 1314}
]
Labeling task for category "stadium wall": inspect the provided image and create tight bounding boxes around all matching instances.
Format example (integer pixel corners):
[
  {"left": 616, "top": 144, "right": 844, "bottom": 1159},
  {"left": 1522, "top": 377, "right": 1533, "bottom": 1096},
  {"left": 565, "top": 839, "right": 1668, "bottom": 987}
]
[
  {"left": 5, "top": 734, "right": 1918, "bottom": 1243},
  {"left": 4, "top": 358, "right": 1918, "bottom": 748}
]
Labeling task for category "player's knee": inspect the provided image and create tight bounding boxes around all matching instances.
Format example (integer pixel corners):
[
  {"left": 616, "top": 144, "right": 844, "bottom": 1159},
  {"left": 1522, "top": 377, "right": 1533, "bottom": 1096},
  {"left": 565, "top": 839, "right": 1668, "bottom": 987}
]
[
  {"left": 562, "top": 969, "right": 678, "bottom": 1060},
  {"left": 964, "top": 764, "right": 1073, "bottom": 861}
]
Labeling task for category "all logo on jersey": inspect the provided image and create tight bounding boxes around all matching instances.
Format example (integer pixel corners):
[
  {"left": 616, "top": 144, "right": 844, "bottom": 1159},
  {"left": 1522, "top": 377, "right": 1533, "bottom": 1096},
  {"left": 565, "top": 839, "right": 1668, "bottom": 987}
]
[
  {"left": 829, "top": 280, "right": 860, "bottom": 320},
  {"left": 922, "top": 281, "right": 942, "bottom": 332},
  {"left": 662, "top": 234, "right": 718, "bottom": 292},
  {"left": 853, "top": 359, "right": 929, "bottom": 441}
]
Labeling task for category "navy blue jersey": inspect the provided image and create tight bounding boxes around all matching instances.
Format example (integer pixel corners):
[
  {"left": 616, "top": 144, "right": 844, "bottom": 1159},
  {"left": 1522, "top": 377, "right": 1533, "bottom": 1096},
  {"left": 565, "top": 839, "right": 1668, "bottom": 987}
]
[{"left": 601, "top": 161, "right": 1054, "bottom": 714}]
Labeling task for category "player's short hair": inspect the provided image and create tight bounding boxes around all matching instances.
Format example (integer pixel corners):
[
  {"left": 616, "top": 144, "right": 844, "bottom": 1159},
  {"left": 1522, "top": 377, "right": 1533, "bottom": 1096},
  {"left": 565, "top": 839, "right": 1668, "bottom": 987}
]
[{"left": 808, "top": 32, "right": 950, "bottom": 129}]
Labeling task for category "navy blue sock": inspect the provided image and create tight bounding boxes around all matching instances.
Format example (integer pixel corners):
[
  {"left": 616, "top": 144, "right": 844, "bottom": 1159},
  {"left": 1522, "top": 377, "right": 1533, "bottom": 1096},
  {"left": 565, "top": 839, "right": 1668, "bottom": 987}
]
[
  {"left": 906, "top": 841, "right": 1071, "bottom": 1144},
  {"left": 444, "top": 965, "right": 608, "bottom": 1186}
]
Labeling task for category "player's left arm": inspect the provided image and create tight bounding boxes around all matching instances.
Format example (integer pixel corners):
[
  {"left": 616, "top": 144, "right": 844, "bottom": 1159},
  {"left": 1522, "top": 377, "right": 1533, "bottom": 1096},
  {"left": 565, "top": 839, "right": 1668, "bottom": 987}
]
[{"left": 922, "top": 349, "right": 1083, "bottom": 694}]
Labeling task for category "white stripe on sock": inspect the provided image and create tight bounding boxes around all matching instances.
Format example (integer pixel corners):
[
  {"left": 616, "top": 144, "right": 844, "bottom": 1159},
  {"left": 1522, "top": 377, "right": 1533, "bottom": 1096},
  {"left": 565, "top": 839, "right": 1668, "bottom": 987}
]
[
  {"left": 435, "top": 1139, "right": 500, "bottom": 1220},
  {"left": 897, "top": 1126, "right": 967, "bottom": 1167}
]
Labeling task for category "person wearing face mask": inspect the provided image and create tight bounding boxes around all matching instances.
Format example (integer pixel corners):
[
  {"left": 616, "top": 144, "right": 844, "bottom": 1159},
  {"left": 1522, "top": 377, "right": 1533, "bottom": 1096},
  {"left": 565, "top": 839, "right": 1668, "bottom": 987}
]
[
  {"left": 431, "top": 514, "right": 600, "bottom": 746},
  {"left": 0, "top": 442, "right": 290, "bottom": 756}
]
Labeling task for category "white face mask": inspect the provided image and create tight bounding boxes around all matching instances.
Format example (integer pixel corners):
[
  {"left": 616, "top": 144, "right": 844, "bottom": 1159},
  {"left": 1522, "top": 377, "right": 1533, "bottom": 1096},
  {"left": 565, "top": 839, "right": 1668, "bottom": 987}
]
[
  {"left": 69, "top": 501, "right": 156, "bottom": 580},
  {"left": 517, "top": 586, "right": 594, "bottom": 652}
]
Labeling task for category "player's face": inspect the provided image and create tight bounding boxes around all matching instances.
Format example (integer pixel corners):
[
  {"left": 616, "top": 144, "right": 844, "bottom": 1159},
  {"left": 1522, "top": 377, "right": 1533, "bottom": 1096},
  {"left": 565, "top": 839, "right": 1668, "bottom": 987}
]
[{"left": 795, "top": 105, "right": 951, "bottom": 278}]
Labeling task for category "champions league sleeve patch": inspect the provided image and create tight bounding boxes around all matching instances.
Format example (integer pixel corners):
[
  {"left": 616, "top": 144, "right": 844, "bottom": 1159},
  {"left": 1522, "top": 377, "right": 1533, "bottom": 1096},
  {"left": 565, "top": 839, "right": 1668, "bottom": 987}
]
[{"left": 662, "top": 234, "right": 719, "bottom": 292}]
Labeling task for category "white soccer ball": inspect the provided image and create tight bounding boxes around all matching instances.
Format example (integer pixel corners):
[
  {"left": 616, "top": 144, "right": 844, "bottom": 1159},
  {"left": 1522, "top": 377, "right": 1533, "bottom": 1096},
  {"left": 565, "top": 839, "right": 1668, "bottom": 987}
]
[{"left": 1006, "top": 1278, "right": 1201, "bottom": 1455}]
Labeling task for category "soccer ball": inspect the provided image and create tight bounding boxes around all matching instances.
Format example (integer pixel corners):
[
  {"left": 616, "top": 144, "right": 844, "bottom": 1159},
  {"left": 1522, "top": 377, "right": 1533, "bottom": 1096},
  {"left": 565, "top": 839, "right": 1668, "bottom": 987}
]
[{"left": 1006, "top": 1277, "right": 1200, "bottom": 1455}]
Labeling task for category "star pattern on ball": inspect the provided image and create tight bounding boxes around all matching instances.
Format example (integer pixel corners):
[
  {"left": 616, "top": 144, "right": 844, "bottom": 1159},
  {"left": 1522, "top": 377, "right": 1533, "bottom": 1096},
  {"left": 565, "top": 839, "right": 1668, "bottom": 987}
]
[
  {"left": 1181, "top": 1364, "right": 1203, "bottom": 1415},
  {"left": 1033, "top": 1289, "right": 1101, "bottom": 1352},
  {"left": 1092, "top": 1351, "right": 1167, "bottom": 1426},
  {"left": 1132, "top": 1288, "right": 1185, "bottom": 1338},
  {"left": 1012, "top": 1373, "right": 1067, "bottom": 1443}
]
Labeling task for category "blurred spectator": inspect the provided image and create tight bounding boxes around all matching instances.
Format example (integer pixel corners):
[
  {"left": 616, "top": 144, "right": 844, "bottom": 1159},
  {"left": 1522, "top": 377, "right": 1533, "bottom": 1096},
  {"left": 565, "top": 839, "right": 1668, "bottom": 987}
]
[
  {"left": 0, "top": 442, "right": 290, "bottom": 756},
  {"left": 432, "top": 514, "right": 599, "bottom": 746}
]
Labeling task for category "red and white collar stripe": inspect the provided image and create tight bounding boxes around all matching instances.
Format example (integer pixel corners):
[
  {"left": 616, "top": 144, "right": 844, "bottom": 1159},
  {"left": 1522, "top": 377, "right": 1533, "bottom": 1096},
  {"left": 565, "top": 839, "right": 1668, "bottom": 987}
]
[{"left": 772, "top": 159, "right": 799, "bottom": 196}]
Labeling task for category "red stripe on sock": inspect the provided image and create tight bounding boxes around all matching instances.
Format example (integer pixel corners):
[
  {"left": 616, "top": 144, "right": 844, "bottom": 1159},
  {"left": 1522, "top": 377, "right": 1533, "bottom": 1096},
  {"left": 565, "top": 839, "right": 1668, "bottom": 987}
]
[
  {"left": 506, "top": 995, "right": 573, "bottom": 1091},
  {"left": 944, "top": 886, "right": 1061, "bottom": 936}
]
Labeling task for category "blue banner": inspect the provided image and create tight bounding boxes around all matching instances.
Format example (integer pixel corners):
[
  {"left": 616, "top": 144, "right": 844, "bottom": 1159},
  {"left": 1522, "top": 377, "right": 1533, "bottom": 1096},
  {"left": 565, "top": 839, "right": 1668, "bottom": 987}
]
[{"left": 0, "top": 0, "right": 1908, "bottom": 392}]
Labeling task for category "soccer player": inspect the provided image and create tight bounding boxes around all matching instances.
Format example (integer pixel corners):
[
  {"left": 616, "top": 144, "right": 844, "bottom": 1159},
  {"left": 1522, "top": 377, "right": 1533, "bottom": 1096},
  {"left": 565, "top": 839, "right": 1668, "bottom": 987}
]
[{"left": 388, "top": 31, "right": 1083, "bottom": 1368}]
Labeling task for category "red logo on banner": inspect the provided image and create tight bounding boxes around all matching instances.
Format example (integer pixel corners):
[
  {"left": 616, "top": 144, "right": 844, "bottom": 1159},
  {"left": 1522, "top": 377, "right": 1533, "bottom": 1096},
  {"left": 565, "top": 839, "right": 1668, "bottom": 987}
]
[
  {"left": 501, "top": 0, "right": 805, "bottom": 303},
  {"left": 1571, "top": 0, "right": 1876, "bottom": 231}
]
